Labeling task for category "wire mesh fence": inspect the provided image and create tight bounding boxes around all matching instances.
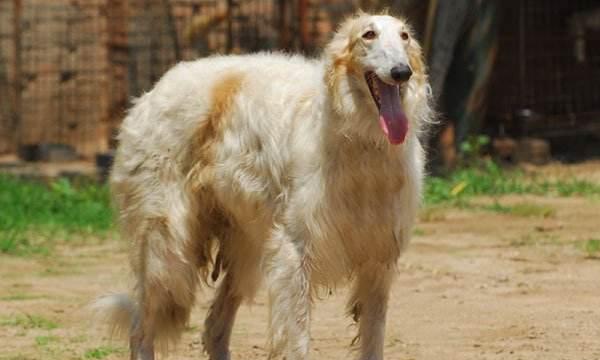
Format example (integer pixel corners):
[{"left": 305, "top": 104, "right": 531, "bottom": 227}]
[
  {"left": 2, "top": 0, "right": 599, "bottom": 158},
  {"left": 0, "top": 0, "right": 357, "bottom": 157},
  {"left": 0, "top": 0, "right": 109, "bottom": 156},
  {"left": 0, "top": 0, "right": 19, "bottom": 154},
  {"left": 487, "top": 0, "right": 600, "bottom": 138}
]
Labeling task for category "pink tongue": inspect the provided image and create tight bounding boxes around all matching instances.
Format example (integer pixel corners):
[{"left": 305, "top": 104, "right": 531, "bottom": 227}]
[{"left": 377, "top": 78, "right": 408, "bottom": 144}]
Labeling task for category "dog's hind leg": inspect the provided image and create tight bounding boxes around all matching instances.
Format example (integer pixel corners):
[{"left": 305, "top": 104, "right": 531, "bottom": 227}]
[
  {"left": 264, "top": 226, "right": 311, "bottom": 360},
  {"left": 127, "top": 211, "right": 203, "bottom": 359},
  {"left": 347, "top": 264, "right": 395, "bottom": 360},
  {"left": 202, "top": 272, "right": 241, "bottom": 360},
  {"left": 203, "top": 232, "right": 263, "bottom": 360},
  {"left": 113, "top": 173, "right": 206, "bottom": 359}
]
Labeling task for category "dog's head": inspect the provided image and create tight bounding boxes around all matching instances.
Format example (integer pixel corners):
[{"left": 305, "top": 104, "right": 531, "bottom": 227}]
[{"left": 326, "top": 12, "right": 431, "bottom": 145}]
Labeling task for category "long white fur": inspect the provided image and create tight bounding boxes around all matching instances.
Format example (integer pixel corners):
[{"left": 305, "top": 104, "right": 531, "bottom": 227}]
[{"left": 94, "top": 12, "right": 433, "bottom": 360}]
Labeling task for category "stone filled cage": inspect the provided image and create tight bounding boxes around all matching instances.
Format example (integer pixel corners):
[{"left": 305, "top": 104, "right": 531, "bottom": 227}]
[{"left": 0, "top": 0, "right": 356, "bottom": 157}]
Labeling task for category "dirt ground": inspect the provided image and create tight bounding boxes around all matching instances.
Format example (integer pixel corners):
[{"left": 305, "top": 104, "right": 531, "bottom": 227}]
[{"left": 1, "top": 177, "right": 600, "bottom": 359}]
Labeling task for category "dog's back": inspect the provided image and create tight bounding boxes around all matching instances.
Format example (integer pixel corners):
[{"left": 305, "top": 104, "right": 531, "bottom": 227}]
[{"left": 112, "top": 51, "right": 325, "bottom": 256}]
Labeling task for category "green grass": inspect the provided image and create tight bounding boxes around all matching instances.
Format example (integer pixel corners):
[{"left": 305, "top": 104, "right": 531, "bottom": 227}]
[
  {"left": 0, "top": 175, "right": 113, "bottom": 254},
  {"left": 84, "top": 346, "right": 125, "bottom": 359},
  {"left": 425, "top": 160, "right": 600, "bottom": 206},
  {"left": 419, "top": 205, "right": 449, "bottom": 222},
  {"left": 35, "top": 335, "right": 59, "bottom": 347},
  {"left": 510, "top": 233, "right": 563, "bottom": 247},
  {"left": 482, "top": 201, "right": 556, "bottom": 218},
  {"left": 582, "top": 239, "right": 600, "bottom": 258},
  {"left": 1, "top": 161, "right": 599, "bottom": 255},
  {"left": 69, "top": 335, "right": 88, "bottom": 344},
  {"left": 0, "top": 314, "right": 58, "bottom": 330},
  {"left": 412, "top": 227, "right": 426, "bottom": 236},
  {"left": 0, "top": 293, "right": 43, "bottom": 301}
]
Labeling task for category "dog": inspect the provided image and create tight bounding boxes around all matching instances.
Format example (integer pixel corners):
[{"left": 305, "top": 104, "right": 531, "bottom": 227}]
[{"left": 94, "top": 11, "right": 433, "bottom": 360}]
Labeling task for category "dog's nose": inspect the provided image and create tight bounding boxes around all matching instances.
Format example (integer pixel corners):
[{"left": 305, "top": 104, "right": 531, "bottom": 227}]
[{"left": 390, "top": 64, "right": 412, "bottom": 82}]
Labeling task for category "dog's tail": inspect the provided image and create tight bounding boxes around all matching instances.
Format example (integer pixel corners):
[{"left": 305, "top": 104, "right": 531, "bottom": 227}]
[{"left": 91, "top": 293, "right": 138, "bottom": 340}]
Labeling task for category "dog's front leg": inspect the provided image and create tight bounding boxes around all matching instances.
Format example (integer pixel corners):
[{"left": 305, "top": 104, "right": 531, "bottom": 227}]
[
  {"left": 263, "top": 226, "right": 311, "bottom": 360},
  {"left": 348, "top": 264, "right": 395, "bottom": 360}
]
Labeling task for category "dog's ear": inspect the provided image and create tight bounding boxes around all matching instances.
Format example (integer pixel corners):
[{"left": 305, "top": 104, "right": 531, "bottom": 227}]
[
  {"left": 325, "top": 31, "right": 351, "bottom": 62},
  {"left": 324, "top": 15, "right": 366, "bottom": 118},
  {"left": 404, "top": 32, "right": 435, "bottom": 136},
  {"left": 326, "top": 12, "right": 370, "bottom": 61},
  {"left": 328, "top": 14, "right": 356, "bottom": 52},
  {"left": 406, "top": 34, "right": 427, "bottom": 85}
]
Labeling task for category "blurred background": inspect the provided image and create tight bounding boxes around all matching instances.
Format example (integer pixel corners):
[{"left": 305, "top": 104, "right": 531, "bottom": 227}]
[{"left": 0, "top": 0, "right": 599, "bottom": 173}]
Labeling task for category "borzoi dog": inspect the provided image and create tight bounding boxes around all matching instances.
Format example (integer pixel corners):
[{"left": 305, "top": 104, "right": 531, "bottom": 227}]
[{"left": 94, "top": 12, "right": 433, "bottom": 360}]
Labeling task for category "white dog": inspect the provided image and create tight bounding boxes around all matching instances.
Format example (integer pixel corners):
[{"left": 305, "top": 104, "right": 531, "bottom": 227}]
[{"left": 94, "top": 11, "right": 433, "bottom": 360}]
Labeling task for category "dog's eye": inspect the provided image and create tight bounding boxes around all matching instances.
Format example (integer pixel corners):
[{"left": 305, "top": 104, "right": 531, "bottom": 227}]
[
  {"left": 400, "top": 31, "right": 409, "bottom": 41},
  {"left": 362, "top": 30, "right": 377, "bottom": 40}
]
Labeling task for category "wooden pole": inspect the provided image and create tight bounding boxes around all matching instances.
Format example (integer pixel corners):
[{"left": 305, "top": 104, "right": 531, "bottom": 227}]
[
  {"left": 423, "top": 0, "right": 438, "bottom": 61},
  {"left": 12, "top": 0, "right": 22, "bottom": 148},
  {"left": 278, "top": 0, "right": 289, "bottom": 50},
  {"left": 298, "top": 0, "right": 309, "bottom": 51},
  {"left": 106, "top": 0, "right": 130, "bottom": 149},
  {"left": 162, "top": 0, "right": 181, "bottom": 61},
  {"left": 226, "top": 0, "right": 234, "bottom": 53}
]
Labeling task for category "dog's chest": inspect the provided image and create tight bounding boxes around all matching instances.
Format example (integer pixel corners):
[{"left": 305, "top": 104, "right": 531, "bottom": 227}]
[{"left": 314, "top": 148, "right": 407, "bottom": 265}]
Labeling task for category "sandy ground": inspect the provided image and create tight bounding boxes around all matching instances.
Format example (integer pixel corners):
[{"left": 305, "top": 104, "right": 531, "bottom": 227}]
[{"left": 1, "top": 194, "right": 600, "bottom": 360}]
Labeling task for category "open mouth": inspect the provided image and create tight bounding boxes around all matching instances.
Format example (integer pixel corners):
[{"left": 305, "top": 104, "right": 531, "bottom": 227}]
[{"left": 365, "top": 71, "right": 409, "bottom": 145}]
